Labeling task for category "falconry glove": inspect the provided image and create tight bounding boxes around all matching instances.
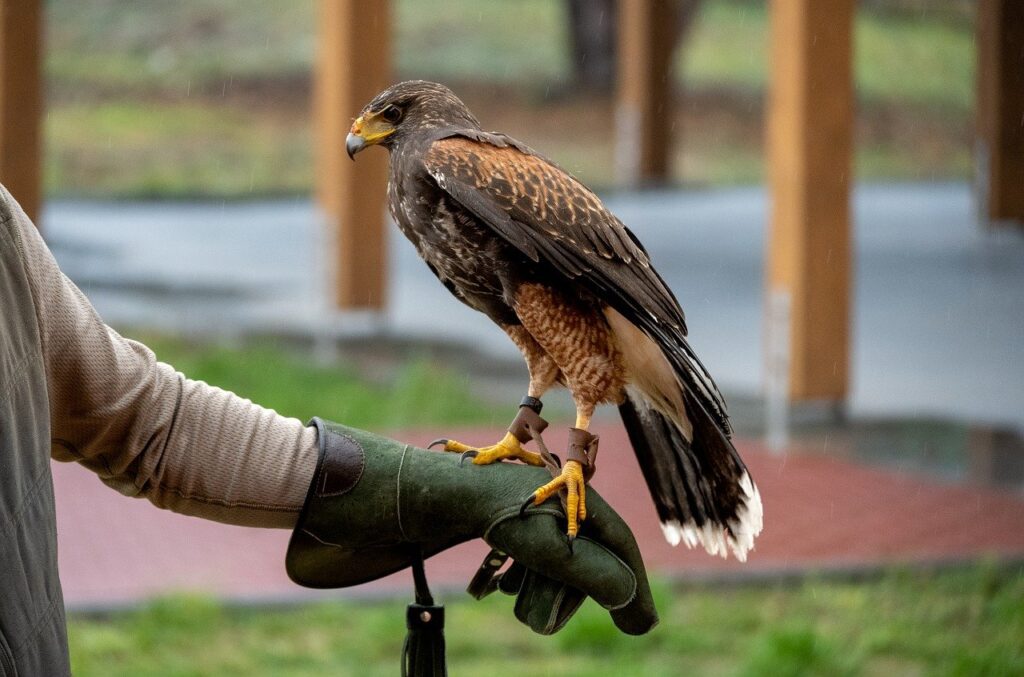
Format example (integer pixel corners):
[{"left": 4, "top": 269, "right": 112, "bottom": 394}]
[{"left": 286, "top": 418, "right": 658, "bottom": 636}]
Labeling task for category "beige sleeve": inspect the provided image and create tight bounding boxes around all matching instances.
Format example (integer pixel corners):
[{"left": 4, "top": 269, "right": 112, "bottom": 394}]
[{"left": 13, "top": 197, "right": 318, "bottom": 528}]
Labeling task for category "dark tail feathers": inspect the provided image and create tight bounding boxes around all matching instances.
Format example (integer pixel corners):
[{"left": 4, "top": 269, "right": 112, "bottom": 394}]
[{"left": 619, "top": 390, "right": 762, "bottom": 560}]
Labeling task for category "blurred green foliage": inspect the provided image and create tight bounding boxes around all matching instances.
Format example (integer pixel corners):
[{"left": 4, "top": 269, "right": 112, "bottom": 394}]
[
  {"left": 45, "top": 0, "right": 974, "bottom": 197},
  {"left": 684, "top": 1, "right": 974, "bottom": 111},
  {"left": 68, "top": 564, "right": 1024, "bottom": 676},
  {"left": 135, "top": 333, "right": 503, "bottom": 430}
]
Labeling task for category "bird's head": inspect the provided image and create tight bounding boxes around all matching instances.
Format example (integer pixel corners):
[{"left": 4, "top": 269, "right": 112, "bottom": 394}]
[{"left": 345, "top": 80, "right": 480, "bottom": 159}]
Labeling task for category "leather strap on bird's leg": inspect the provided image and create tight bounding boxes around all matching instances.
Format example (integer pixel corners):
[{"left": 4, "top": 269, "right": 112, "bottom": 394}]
[
  {"left": 566, "top": 428, "right": 599, "bottom": 483},
  {"left": 529, "top": 428, "right": 567, "bottom": 515},
  {"left": 529, "top": 429, "right": 562, "bottom": 479},
  {"left": 508, "top": 402, "right": 549, "bottom": 445}
]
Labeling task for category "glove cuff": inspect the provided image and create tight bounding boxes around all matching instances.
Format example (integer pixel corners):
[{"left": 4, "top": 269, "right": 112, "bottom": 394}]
[
  {"left": 304, "top": 417, "right": 365, "bottom": 499},
  {"left": 286, "top": 418, "right": 457, "bottom": 588}
]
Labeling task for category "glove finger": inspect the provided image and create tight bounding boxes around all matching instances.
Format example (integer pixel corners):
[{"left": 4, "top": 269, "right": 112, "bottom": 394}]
[
  {"left": 567, "top": 492, "right": 658, "bottom": 635},
  {"left": 513, "top": 568, "right": 587, "bottom": 635},
  {"left": 497, "top": 560, "right": 527, "bottom": 596},
  {"left": 487, "top": 512, "right": 634, "bottom": 610},
  {"left": 466, "top": 548, "right": 510, "bottom": 600}
]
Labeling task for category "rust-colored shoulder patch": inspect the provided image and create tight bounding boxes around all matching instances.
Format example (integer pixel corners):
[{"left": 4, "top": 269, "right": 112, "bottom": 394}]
[{"left": 425, "top": 136, "right": 646, "bottom": 264}]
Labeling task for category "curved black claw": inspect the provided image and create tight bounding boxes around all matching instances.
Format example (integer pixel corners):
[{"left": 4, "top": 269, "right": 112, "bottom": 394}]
[
  {"left": 519, "top": 495, "right": 536, "bottom": 518},
  {"left": 459, "top": 450, "right": 479, "bottom": 466},
  {"left": 427, "top": 438, "right": 449, "bottom": 450},
  {"left": 567, "top": 534, "right": 575, "bottom": 555},
  {"left": 550, "top": 453, "right": 562, "bottom": 468}
]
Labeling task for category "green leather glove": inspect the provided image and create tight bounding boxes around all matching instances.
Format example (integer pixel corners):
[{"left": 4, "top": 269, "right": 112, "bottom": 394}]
[{"left": 286, "top": 418, "right": 658, "bottom": 636}]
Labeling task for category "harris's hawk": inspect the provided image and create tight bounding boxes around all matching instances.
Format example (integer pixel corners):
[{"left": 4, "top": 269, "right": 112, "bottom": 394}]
[{"left": 346, "top": 81, "right": 762, "bottom": 560}]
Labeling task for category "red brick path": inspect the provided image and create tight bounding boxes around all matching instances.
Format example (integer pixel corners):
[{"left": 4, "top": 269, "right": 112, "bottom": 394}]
[{"left": 54, "top": 425, "right": 1024, "bottom": 609}]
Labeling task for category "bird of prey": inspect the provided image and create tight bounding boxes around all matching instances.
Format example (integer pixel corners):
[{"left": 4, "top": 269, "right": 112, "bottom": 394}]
[{"left": 345, "top": 81, "right": 762, "bottom": 559}]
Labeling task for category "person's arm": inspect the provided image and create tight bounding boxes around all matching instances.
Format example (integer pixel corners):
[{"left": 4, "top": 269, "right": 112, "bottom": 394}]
[
  {"left": 10, "top": 190, "right": 316, "bottom": 528},
  {"left": 8, "top": 193, "right": 659, "bottom": 638}
]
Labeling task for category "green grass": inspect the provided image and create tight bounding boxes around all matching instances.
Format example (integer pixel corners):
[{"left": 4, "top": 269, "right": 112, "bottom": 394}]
[
  {"left": 132, "top": 333, "right": 503, "bottom": 430},
  {"left": 396, "top": 0, "right": 568, "bottom": 84},
  {"left": 47, "top": 0, "right": 974, "bottom": 108},
  {"left": 67, "top": 565, "right": 1024, "bottom": 676},
  {"left": 46, "top": 0, "right": 316, "bottom": 92},
  {"left": 46, "top": 102, "right": 312, "bottom": 199},
  {"left": 682, "top": 1, "right": 974, "bottom": 112},
  {"left": 42, "top": 0, "right": 976, "bottom": 197},
  {"left": 855, "top": 12, "right": 974, "bottom": 113}
]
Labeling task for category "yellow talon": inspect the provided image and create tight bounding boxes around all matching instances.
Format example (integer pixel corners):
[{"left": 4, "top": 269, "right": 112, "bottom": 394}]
[
  {"left": 531, "top": 460, "right": 587, "bottom": 537},
  {"left": 436, "top": 439, "right": 475, "bottom": 454},
  {"left": 436, "top": 432, "right": 545, "bottom": 467}
]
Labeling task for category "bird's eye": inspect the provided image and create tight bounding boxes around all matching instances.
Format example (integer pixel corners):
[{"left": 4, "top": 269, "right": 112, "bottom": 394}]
[{"left": 381, "top": 105, "right": 403, "bottom": 124}]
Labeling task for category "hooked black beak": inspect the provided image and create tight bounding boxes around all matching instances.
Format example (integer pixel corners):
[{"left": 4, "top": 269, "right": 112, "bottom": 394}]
[{"left": 345, "top": 133, "right": 365, "bottom": 160}]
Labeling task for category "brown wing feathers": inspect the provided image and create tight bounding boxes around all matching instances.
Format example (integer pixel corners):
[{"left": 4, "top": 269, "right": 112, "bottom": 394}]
[
  {"left": 425, "top": 137, "right": 681, "bottom": 322},
  {"left": 422, "top": 134, "right": 732, "bottom": 434}
]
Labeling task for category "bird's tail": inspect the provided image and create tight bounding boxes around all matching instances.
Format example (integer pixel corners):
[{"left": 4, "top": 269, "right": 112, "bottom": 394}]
[{"left": 618, "top": 388, "right": 763, "bottom": 561}]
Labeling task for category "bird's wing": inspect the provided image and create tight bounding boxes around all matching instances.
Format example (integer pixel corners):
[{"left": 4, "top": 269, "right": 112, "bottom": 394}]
[{"left": 422, "top": 132, "right": 732, "bottom": 433}]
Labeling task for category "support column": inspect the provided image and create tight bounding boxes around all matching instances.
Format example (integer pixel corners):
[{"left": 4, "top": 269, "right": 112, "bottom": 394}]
[
  {"left": 976, "top": 0, "right": 1024, "bottom": 227},
  {"left": 615, "top": 0, "right": 676, "bottom": 187},
  {"left": 315, "top": 0, "right": 390, "bottom": 310},
  {"left": 0, "top": 0, "right": 42, "bottom": 223},
  {"left": 766, "top": 0, "right": 853, "bottom": 403}
]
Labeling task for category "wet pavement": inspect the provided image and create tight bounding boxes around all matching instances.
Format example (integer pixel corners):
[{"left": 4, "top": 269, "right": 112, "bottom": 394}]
[
  {"left": 42, "top": 182, "right": 1024, "bottom": 434},
  {"left": 38, "top": 182, "right": 1024, "bottom": 607},
  {"left": 55, "top": 424, "right": 1024, "bottom": 610}
]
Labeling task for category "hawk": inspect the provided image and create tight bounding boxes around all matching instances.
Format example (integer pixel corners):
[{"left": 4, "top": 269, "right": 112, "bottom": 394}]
[{"left": 345, "top": 81, "right": 762, "bottom": 559}]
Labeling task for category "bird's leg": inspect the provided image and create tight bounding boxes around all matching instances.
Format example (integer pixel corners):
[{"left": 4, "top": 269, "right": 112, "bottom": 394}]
[
  {"left": 508, "top": 284, "right": 625, "bottom": 544},
  {"left": 436, "top": 280, "right": 620, "bottom": 543},
  {"left": 430, "top": 325, "right": 559, "bottom": 467},
  {"left": 523, "top": 404, "right": 599, "bottom": 544},
  {"left": 430, "top": 396, "right": 549, "bottom": 466}
]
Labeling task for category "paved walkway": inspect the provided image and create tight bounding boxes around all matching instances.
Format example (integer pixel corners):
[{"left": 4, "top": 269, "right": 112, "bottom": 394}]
[
  {"left": 40, "top": 183, "right": 1024, "bottom": 608},
  {"left": 43, "top": 183, "right": 1024, "bottom": 431},
  {"left": 56, "top": 424, "right": 1024, "bottom": 610}
]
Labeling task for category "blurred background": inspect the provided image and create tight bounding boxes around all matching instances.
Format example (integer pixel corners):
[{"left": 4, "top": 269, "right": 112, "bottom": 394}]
[
  {"left": 2, "top": 0, "right": 1023, "bottom": 674},
  {"left": 40, "top": 1, "right": 972, "bottom": 195}
]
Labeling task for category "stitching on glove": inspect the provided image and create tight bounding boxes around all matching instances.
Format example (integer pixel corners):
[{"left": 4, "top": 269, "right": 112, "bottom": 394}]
[
  {"left": 482, "top": 505, "right": 565, "bottom": 541},
  {"left": 549, "top": 587, "right": 588, "bottom": 635},
  {"left": 543, "top": 585, "right": 567, "bottom": 634},
  {"left": 550, "top": 535, "right": 638, "bottom": 612},
  {"left": 299, "top": 527, "right": 346, "bottom": 550},
  {"left": 396, "top": 444, "right": 411, "bottom": 541},
  {"left": 481, "top": 511, "right": 638, "bottom": 612}
]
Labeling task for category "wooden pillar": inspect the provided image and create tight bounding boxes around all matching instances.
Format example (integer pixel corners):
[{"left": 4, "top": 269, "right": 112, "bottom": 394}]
[
  {"left": 0, "top": 0, "right": 42, "bottom": 223},
  {"left": 315, "top": 0, "right": 390, "bottom": 310},
  {"left": 615, "top": 0, "right": 676, "bottom": 187},
  {"left": 766, "top": 0, "right": 853, "bottom": 403},
  {"left": 976, "top": 0, "right": 1024, "bottom": 227}
]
